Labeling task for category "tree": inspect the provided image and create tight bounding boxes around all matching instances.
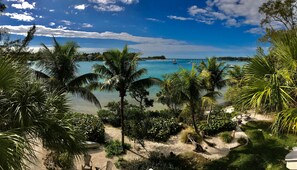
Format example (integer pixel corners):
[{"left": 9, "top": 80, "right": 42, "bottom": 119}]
[
  {"left": 129, "top": 86, "right": 153, "bottom": 110},
  {"left": 0, "top": 59, "right": 85, "bottom": 169},
  {"left": 0, "top": 0, "right": 6, "bottom": 12},
  {"left": 259, "top": 0, "right": 297, "bottom": 30},
  {"left": 93, "top": 45, "right": 161, "bottom": 150},
  {"left": 35, "top": 37, "right": 100, "bottom": 107},
  {"left": 196, "top": 58, "right": 227, "bottom": 122},
  {"left": 226, "top": 65, "right": 245, "bottom": 87},
  {"left": 196, "top": 57, "right": 227, "bottom": 94},
  {"left": 157, "top": 73, "right": 183, "bottom": 113}
]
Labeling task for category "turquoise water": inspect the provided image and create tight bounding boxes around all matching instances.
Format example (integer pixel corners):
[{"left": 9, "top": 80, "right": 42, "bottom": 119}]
[{"left": 70, "top": 59, "right": 246, "bottom": 114}]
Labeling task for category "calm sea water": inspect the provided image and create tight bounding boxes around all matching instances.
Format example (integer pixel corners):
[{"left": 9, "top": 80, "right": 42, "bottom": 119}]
[{"left": 69, "top": 59, "right": 246, "bottom": 114}]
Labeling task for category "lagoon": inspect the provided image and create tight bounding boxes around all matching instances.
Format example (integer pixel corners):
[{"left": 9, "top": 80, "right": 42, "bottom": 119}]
[{"left": 69, "top": 59, "right": 246, "bottom": 114}]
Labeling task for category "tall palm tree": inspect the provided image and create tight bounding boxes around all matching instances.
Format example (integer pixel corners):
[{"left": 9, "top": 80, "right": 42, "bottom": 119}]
[
  {"left": 93, "top": 45, "right": 161, "bottom": 150},
  {"left": 196, "top": 57, "right": 227, "bottom": 93},
  {"left": 35, "top": 37, "right": 100, "bottom": 107},
  {"left": 177, "top": 65, "right": 213, "bottom": 134}
]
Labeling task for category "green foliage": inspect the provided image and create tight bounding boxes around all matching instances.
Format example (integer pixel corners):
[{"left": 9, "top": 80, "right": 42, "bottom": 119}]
[
  {"left": 204, "top": 121, "right": 293, "bottom": 169},
  {"left": 247, "top": 130, "right": 265, "bottom": 143},
  {"left": 35, "top": 37, "right": 100, "bottom": 107},
  {"left": 237, "top": 137, "right": 248, "bottom": 145},
  {"left": 105, "top": 140, "right": 131, "bottom": 158},
  {"left": 44, "top": 152, "right": 74, "bottom": 170},
  {"left": 180, "top": 127, "right": 202, "bottom": 143},
  {"left": 199, "top": 120, "right": 236, "bottom": 136},
  {"left": 97, "top": 109, "right": 121, "bottom": 127},
  {"left": 125, "top": 108, "right": 182, "bottom": 142},
  {"left": 220, "top": 132, "right": 233, "bottom": 143},
  {"left": 67, "top": 112, "right": 105, "bottom": 143},
  {"left": 117, "top": 151, "right": 208, "bottom": 170}
]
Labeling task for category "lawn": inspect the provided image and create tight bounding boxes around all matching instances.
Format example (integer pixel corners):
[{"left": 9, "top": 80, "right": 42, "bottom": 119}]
[{"left": 203, "top": 121, "right": 297, "bottom": 170}]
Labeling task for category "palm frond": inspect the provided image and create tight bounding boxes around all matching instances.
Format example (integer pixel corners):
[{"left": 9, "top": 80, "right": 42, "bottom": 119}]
[
  {"left": 67, "top": 73, "right": 98, "bottom": 88},
  {"left": 68, "top": 87, "right": 101, "bottom": 108}
]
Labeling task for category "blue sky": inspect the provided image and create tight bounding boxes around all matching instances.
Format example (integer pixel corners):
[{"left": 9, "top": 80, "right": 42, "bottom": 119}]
[{"left": 1, "top": 0, "right": 268, "bottom": 58}]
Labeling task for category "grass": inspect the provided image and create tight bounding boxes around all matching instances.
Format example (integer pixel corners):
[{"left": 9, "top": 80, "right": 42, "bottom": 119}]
[{"left": 203, "top": 121, "right": 297, "bottom": 170}]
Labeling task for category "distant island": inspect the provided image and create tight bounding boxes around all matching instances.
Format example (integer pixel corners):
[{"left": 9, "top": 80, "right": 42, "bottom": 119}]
[{"left": 214, "top": 56, "right": 251, "bottom": 61}]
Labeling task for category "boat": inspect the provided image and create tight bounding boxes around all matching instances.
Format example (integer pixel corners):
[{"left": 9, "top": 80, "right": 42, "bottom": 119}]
[{"left": 173, "top": 59, "right": 177, "bottom": 64}]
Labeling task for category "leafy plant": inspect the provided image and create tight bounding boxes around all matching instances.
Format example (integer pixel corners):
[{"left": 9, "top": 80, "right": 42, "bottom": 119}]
[
  {"left": 67, "top": 112, "right": 105, "bottom": 143},
  {"left": 199, "top": 120, "right": 236, "bottom": 136},
  {"left": 237, "top": 137, "right": 248, "bottom": 145},
  {"left": 180, "top": 127, "right": 202, "bottom": 144},
  {"left": 105, "top": 140, "right": 131, "bottom": 158},
  {"left": 44, "top": 151, "right": 74, "bottom": 170},
  {"left": 220, "top": 132, "right": 233, "bottom": 143}
]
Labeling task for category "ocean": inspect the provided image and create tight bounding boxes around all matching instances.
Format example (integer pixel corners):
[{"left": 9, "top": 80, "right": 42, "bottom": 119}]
[{"left": 69, "top": 59, "right": 246, "bottom": 114}]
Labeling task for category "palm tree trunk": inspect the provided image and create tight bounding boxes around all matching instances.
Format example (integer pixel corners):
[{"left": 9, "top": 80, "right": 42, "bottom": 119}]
[
  {"left": 190, "top": 103, "right": 199, "bottom": 135},
  {"left": 120, "top": 94, "right": 125, "bottom": 151}
]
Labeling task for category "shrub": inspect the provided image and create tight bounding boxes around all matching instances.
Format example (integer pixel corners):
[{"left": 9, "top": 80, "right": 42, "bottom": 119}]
[
  {"left": 67, "top": 112, "right": 105, "bottom": 143},
  {"left": 220, "top": 132, "right": 233, "bottom": 143},
  {"left": 146, "top": 117, "right": 182, "bottom": 142},
  {"left": 97, "top": 109, "right": 121, "bottom": 127},
  {"left": 199, "top": 120, "right": 236, "bottom": 136},
  {"left": 105, "top": 140, "right": 131, "bottom": 158},
  {"left": 125, "top": 110, "right": 182, "bottom": 142},
  {"left": 117, "top": 151, "right": 203, "bottom": 170},
  {"left": 248, "top": 130, "right": 265, "bottom": 143},
  {"left": 237, "top": 137, "right": 248, "bottom": 145},
  {"left": 44, "top": 152, "right": 74, "bottom": 170},
  {"left": 180, "top": 127, "right": 202, "bottom": 144}
]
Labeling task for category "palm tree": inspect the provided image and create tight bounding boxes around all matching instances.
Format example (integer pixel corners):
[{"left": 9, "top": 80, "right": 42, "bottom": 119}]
[
  {"left": 35, "top": 37, "right": 100, "bottom": 107},
  {"left": 93, "top": 45, "right": 161, "bottom": 150},
  {"left": 177, "top": 65, "right": 211, "bottom": 134},
  {"left": 157, "top": 73, "right": 183, "bottom": 113},
  {"left": 238, "top": 53, "right": 294, "bottom": 113},
  {"left": 0, "top": 58, "right": 85, "bottom": 169},
  {"left": 227, "top": 65, "right": 245, "bottom": 87},
  {"left": 196, "top": 57, "right": 227, "bottom": 93}
]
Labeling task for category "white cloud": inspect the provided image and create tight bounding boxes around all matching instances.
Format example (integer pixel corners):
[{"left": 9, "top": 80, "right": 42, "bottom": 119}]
[
  {"left": 61, "top": 20, "right": 72, "bottom": 25},
  {"left": 146, "top": 18, "right": 164, "bottom": 23},
  {"left": 89, "top": 0, "right": 116, "bottom": 4},
  {"left": 11, "top": 1, "right": 36, "bottom": 9},
  {"left": 82, "top": 23, "right": 93, "bottom": 28},
  {"left": 88, "top": 0, "right": 138, "bottom": 12},
  {"left": 188, "top": 5, "right": 207, "bottom": 16},
  {"left": 167, "top": 15, "right": 194, "bottom": 21},
  {"left": 187, "top": 0, "right": 268, "bottom": 27},
  {"left": 49, "top": 9, "right": 55, "bottom": 12},
  {"left": 74, "top": 4, "right": 87, "bottom": 10},
  {"left": 1, "top": 25, "right": 257, "bottom": 57},
  {"left": 120, "top": 0, "right": 138, "bottom": 4},
  {"left": 245, "top": 27, "right": 265, "bottom": 35},
  {"left": 94, "top": 4, "right": 124, "bottom": 12},
  {"left": 49, "top": 22, "right": 55, "bottom": 26},
  {"left": 3, "top": 12, "right": 34, "bottom": 22}
]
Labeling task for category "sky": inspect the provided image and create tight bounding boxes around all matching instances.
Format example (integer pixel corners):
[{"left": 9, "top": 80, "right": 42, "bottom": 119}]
[{"left": 0, "top": 0, "right": 269, "bottom": 58}]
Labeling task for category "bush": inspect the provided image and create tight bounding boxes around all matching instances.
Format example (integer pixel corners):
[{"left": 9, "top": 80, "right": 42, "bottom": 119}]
[
  {"left": 180, "top": 127, "right": 202, "bottom": 144},
  {"left": 97, "top": 109, "right": 121, "bottom": 127},
  {"left": 105, "top": 140, "right": 131, "bottom": 158},
  {"left": 199, "top": 120, "right": 236, "bottom": 136},
  {"left": 117, "top": 151, "right": 205, "bottom": 170},
  {"left": 67, "top": 112, "right": 105, "bottom": 143},
  {"left": 237, "top": 137, "right": 248, "bottom": 145},
  {"left": 248, "top": 130, "right": 265, "bottom": 143},
  {"left": 44, "top": 152, "right": 74, "bottom": 170},
  {"left": 125, "top": 109, "right": 182, "bottom": 142},
  {"left": 220, "top": 132, "right": 233, "bottom": 143}
]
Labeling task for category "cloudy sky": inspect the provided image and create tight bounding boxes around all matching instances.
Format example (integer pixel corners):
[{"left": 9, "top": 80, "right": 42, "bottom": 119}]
[{"left": 1, "top": 0, "right": 268, "bottom": 58}]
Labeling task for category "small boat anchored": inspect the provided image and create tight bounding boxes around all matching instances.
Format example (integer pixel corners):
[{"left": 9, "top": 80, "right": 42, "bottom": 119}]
[{"left": 173, "top": 59, "right": 177, "bottom": 64}]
